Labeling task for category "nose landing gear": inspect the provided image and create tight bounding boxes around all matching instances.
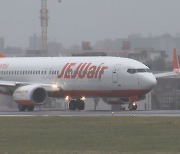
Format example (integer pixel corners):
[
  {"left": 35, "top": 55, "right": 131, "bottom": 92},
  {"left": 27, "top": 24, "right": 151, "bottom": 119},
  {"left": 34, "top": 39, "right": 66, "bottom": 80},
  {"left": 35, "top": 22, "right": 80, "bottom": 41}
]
[{"left": 128, "top": 102, "right": 137, "bottom": 111}]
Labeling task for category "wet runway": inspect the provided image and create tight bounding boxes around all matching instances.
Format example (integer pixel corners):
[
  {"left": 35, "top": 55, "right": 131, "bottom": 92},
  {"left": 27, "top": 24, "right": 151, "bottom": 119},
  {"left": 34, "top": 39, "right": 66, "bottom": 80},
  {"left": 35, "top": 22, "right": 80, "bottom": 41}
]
[{"left": 0, "top": 110, "right": 180, "bottom": 117}]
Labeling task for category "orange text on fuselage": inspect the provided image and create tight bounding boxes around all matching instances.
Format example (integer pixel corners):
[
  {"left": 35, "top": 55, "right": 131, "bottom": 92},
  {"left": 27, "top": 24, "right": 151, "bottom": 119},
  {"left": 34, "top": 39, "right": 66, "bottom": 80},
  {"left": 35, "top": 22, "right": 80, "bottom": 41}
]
[
  {"left": 0, "top": 64, "right": 9, "bottom": 69},
  {"left": 57, "top": 63, "right": 108, "bottom": 79}
]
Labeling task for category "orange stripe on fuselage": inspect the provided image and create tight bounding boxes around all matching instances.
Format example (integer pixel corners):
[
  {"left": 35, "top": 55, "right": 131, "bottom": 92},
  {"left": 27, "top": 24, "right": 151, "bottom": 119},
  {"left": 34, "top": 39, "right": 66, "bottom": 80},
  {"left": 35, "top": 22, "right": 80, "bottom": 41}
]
[
  {"left": 49, "top": 89, "right": 151, "bottom": 98},
  {"left": 14, "top": 100, "right": 33, "bottom": 105}
]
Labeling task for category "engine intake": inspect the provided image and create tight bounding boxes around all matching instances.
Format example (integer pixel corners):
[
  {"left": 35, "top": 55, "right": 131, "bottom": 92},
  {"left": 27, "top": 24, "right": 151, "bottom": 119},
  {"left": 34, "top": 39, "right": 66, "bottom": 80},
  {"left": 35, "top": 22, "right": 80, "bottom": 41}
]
[{"left": 32, "top": 87, "right": 47, "bottom": 104}]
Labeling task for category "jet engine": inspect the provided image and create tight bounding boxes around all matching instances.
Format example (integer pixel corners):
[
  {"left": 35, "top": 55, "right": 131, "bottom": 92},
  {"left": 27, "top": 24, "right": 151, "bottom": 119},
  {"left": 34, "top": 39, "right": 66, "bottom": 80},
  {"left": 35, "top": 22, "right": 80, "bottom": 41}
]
[{"left": 13, "top": 85, "right": 48, "bottom": 105}]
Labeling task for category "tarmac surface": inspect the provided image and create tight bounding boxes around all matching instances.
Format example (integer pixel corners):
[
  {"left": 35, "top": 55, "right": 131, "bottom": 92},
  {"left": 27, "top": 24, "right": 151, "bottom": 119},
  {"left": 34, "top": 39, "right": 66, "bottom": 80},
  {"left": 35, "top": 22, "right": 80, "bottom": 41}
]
[{"left": 0, "top": 109, "right": 180, "bottom": 117}]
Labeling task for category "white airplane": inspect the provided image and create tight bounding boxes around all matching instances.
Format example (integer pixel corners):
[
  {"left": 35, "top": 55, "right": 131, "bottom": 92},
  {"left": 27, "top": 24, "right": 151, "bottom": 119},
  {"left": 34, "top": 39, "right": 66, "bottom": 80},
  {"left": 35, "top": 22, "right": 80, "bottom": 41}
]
[{"left": 0, "top": 49, "right": 179, "bottom": 111}]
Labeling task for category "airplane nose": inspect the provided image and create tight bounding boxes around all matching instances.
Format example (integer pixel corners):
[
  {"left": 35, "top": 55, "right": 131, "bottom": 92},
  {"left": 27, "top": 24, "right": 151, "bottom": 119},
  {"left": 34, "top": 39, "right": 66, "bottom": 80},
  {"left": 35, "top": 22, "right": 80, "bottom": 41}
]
[
  {"left": 145, "top": 75, "right": 157, "bottom": 89},
  {"left": 151, "top": 77, "right": 157, "bottom": 88},
  {"left": 140, "top": 74, "right": 157, "bottom": 90}
]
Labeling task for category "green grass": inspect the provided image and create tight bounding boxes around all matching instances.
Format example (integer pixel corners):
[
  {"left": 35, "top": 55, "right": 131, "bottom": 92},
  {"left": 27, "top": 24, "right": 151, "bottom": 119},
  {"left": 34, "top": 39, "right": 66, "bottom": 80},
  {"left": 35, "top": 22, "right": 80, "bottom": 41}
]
[{"left": 0, "top": 116, "right": 180, "bottom": 154}]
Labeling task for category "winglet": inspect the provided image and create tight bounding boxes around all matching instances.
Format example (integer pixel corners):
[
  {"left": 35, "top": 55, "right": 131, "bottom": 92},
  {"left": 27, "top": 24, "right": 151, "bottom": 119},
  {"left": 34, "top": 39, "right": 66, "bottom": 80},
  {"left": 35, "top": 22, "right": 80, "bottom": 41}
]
[{"left": 173, "top": 48, "right": 179, "bottom": 73}]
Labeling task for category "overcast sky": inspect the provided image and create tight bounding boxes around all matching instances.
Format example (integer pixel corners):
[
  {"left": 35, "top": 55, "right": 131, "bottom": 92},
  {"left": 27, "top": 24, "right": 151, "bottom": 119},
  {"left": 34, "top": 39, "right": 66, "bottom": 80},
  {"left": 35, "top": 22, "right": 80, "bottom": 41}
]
[{"left": 0, "top": 0, "right": 180, "bottom": 48}]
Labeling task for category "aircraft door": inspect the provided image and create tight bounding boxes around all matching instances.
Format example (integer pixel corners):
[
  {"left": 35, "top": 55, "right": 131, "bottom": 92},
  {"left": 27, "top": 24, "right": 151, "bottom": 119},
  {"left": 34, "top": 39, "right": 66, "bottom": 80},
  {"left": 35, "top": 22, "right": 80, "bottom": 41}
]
[{"left": 112, "top": 65, "right": 120, "bottom": 83}]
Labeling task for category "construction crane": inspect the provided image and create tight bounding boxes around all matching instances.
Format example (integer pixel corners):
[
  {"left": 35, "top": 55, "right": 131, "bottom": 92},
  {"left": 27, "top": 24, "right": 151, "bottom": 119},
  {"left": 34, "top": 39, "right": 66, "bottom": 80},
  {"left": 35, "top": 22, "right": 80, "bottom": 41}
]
[{"left": 40, "top": 0, "right": 61, "bottom": 51}]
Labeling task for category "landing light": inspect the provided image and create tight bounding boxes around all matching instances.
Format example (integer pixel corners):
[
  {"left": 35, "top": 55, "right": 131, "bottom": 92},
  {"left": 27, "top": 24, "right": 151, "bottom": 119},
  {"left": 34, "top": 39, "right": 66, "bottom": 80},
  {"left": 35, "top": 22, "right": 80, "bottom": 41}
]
[
  {"left": 52, "top": 83, "right": 60, "bottom": 90},
  {"left": 133, "top": 102, "right": 136, "bottom": 106},
  {"left": 81, "top": 96, "right": 86, "bottom": 101},
  {"left": 65, "top": 96, "right": 70, "bottom": 101}
]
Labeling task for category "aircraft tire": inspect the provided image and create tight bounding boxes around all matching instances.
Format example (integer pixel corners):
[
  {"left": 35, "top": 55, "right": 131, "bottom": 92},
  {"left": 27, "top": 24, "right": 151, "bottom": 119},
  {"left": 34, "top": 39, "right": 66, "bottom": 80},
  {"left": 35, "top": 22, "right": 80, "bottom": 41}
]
[
  {"left": 133, "top": 104, "right": 137, "bottom": 110},
  {"left": 128, "top": 102, "right": 137, "bottom": 111},
  {"left": 77, "top": 100, "right": 85, "bottom": 110},
  {"left": 69, "top": 100, "right": 77, "bottom": 110},
  {"left": 27, "top": 105, "right": 35, "bottom": 112},
  {"left": 18, "top": 104, "right": 26, "bottom": 112}
]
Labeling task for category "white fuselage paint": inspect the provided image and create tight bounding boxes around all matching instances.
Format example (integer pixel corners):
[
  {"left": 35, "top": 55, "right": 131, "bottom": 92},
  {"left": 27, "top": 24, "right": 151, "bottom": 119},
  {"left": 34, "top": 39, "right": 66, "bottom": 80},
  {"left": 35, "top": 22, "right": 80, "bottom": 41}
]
[{"left": 0, "top": 57, "right": 157, "bottom": 98}]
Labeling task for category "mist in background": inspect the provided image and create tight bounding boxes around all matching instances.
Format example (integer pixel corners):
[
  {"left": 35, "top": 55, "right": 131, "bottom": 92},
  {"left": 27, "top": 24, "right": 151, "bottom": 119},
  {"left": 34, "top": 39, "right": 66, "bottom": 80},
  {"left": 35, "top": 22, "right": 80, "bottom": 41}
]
[{"left": 0, "top": 0, "right": 180, "bottom": 48}]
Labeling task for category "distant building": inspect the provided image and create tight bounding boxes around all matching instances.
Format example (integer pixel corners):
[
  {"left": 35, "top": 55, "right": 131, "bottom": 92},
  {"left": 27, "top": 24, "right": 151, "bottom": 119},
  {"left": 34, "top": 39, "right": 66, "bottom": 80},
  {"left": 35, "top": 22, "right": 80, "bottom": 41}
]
[
  {"left": 72, "top": 51, "right": 107, "bottom": 57},
  {"left": 29, "top": 34, "right": 41, "bottom": 50},
  {"left": 82, "top": 41, "right": 92, "bottom": 51},
  {"left": 25, "top": 49, "right": 47, "bottom": 57},
  {"left": 122, "top": 41, "right": 131, "bottom": 50},
  {"left": 48, "top": 41, "right": 64, "bottom": 56},
  {"left": 93, "top": 33, "right": 180, "bottom": 57},
  {"left": 152, "top": 77, "right": 180, "bottom": 110},
  {"left": 4, "top": 46, "right": 24, "bottom": 56},
  {"left": 128, "top": 49, "right": 167, "bottom": 63}
]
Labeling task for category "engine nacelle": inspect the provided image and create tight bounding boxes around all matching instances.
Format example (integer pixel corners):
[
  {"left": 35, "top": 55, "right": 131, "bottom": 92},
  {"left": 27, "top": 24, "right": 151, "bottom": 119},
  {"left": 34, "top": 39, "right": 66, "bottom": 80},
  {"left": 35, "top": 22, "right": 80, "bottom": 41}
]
[{"left": 13, "top": 85, "right": 48, "bottom": 106}]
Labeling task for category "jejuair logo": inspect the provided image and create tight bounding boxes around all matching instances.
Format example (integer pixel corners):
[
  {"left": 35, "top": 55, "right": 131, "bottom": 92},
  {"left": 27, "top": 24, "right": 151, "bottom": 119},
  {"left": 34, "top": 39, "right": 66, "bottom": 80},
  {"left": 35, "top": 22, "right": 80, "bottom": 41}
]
[{"left": 57, "top": 63, "right": 108, "bottom": 79}]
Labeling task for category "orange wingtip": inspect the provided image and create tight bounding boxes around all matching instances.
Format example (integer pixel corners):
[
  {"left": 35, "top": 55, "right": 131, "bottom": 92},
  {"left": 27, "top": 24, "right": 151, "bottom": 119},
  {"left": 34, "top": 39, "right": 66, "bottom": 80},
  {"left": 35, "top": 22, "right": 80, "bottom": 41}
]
[
  {"left": 0, "top": 54, "right": 5, "bottom": 58},
  {"left": 173, "top": 48, "right": 179, "bottom": 73}
]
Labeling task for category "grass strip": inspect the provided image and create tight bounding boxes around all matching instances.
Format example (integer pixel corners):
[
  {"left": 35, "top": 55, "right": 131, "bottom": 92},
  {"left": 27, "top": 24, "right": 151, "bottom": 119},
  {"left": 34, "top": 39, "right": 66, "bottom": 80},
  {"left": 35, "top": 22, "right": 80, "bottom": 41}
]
[{"left": 0, "top": 116, "right": 180, "bottom": 154}]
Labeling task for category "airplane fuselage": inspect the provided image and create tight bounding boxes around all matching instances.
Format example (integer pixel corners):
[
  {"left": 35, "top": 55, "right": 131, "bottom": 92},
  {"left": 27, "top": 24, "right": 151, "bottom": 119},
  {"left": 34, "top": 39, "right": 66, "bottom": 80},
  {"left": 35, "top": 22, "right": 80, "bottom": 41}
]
[{"left": 0, "top": 56, "right": 157, "bottom": 98}]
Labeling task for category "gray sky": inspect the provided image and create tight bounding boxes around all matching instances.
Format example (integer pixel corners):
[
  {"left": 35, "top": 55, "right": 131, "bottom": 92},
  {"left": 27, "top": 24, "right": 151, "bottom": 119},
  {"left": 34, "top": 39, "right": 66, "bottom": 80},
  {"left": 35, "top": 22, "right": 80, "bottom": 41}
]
[{"left": 0, "top": 0, "right": 180, "bottom": 48}]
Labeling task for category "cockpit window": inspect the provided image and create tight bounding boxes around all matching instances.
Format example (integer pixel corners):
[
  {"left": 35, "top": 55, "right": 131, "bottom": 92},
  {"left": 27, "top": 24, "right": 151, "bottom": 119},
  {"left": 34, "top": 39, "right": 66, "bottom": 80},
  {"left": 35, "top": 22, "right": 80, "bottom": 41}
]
[
  {"left": 137, "top": 69, "right": 146, "bottom": 73},
  {"left": 127, "top": 69, "right": 136, "bottom": 74},
  {"left": 127, "top": 68, "right": 150, "bottom": 74}
]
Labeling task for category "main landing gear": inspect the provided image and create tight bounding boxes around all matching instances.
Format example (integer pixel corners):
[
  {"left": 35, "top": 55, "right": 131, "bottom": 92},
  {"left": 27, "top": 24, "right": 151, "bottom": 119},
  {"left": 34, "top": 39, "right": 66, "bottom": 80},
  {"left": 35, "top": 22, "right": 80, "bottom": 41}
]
[
  {"left": 18, "top": 104, "right": 35, "bottom": 112},
  {"left": 69, "top": 99, "right": 85, "bottom": 110},
  {"left": 128, "top": 102, "right": 137, "bottom": 111}
]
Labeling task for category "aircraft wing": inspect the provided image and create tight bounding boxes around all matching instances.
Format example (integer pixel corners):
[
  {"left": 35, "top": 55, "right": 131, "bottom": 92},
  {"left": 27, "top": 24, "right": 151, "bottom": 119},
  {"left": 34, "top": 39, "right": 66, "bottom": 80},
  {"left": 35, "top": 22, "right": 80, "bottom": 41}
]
[
  {"left": 154, "top": 71, "right": 177, "bottom": 78},
  {"left": 0, "top": 80, "right": 19, "bottom": 87},
  {"left": 154, "top": 48, "right": 179, "bottom": 78},
  {"left": 0, "top": 80, "right": 61, "bottom": 91}
]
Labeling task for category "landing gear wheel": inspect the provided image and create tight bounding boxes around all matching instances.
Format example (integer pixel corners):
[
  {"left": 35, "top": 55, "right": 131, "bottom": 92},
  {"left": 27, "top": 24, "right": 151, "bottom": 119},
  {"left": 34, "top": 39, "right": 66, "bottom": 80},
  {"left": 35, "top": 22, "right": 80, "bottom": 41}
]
[
  {"left": 69, "top": 100, "right": 77, "bottom": 110},
  {"left": 18, "top": 104, "right": 26, "bottom": 112},
  {"left": 27, "top": 105, "right": 34, "bottom": 112},
  {"left": 128, "top": 102, "right": 137, "bottom": 111},
  {"left": 77, "top": 100, "right": 85, "bottom": 110}
]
